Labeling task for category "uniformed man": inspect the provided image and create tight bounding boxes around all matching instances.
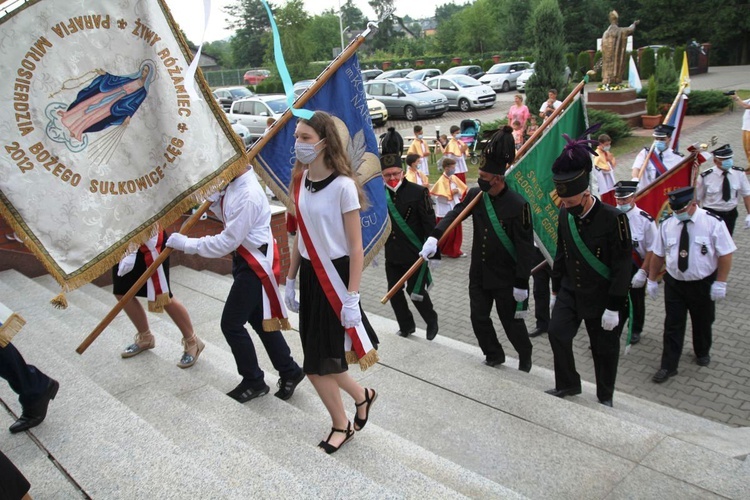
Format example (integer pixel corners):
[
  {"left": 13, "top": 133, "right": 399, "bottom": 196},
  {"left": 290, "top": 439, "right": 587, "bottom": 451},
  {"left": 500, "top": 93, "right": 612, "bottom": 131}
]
[
  {"left": 647, "top": 186, "right": 736, "bottom": 383},
  {"left": 420, "top": 127, "right": 534, "bottom": 371},
  {"left": 614, "top": 180, "right": 658, "bottom": 344},
  {"left": 695, "top": 144, "right": 750, "bottom": 235},
  {"left": 381, "top": 153, "right": 439, "bottom": 340},
  {"left": 547, "top": 138, "right": 632, "bottom": 407},
  {"left": 631, "top": 124, "right": 683, "bottom": 189}
]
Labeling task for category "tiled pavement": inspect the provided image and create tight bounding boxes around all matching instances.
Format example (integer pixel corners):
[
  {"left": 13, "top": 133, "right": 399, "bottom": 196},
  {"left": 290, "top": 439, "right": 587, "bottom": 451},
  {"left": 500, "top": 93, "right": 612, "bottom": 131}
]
[{"left": 357, "top": 66, "right": 750, "bottom": 427}]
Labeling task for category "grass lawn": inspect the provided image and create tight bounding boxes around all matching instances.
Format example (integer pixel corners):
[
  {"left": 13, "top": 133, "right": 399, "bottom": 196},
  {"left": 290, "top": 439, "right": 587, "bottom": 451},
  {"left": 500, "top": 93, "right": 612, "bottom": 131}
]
[{"left": 611, "top": 136, "right": 646, "bottom": 158}]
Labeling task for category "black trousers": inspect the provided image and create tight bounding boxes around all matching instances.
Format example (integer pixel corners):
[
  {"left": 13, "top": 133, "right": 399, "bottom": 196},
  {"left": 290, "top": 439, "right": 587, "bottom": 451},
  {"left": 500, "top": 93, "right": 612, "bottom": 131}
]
[
  {"left": 0, "top": 450, "right": 30, "bottom": 500},
  {"left": 661, "top": 273, "right": 715, "bottom": 371},
  {"left": 386, "top": 261, "right": 438, "bottom": 331},
  {"left": 0, "top": 342, "right": 52, "bottom": 407},
  {"left": 705, "top": 207, "right": 738, "bottom": 236},
  {"left": 548, "top": 287, "right": 626, "bottom": 402},
  {"left": 630, "top": 264, "right": 645, "bottom": 334},
  {"left": 532, "top": 247, "right": 551, "bottom": 330},
  {"left": 222, "top": 255, "right": 301, "bottom": 390},
  {"left": 469, "top": 283, "right": 532, "bottom": 362}
]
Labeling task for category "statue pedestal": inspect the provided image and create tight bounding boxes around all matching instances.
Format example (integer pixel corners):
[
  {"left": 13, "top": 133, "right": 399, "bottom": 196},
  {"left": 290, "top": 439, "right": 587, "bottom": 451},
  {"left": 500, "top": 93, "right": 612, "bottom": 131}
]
[{"left": 587, "top": 88, "right": 646, "bottom": 127}]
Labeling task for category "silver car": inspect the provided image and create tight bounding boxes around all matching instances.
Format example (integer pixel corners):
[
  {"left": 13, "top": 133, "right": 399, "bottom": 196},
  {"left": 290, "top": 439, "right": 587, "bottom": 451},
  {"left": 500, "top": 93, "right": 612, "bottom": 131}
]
[
  {"left": 406, "top": 68, "right": 442, "bottom": 82},
  {"left": 425, "top": 75, "right": 496, "bottom": 111},
  {"left": 479, "top": 61, "right": 532, "bottom": 92},
  {"left": 363, "top": 78, "right": 448, "bottom": 121},
  {"left": 227, "top": 94, "right": 288, "bottom": 140}
]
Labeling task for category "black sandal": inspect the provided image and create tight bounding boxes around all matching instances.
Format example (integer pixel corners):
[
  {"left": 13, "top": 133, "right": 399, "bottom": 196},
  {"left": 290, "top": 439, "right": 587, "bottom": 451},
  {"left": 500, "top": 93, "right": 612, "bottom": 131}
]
[
  {"left": 318, "top": 421, "right": 354, "bottom": 454},
  {"left": 353, "top": 388, "right": 377, "bottom": 431}
]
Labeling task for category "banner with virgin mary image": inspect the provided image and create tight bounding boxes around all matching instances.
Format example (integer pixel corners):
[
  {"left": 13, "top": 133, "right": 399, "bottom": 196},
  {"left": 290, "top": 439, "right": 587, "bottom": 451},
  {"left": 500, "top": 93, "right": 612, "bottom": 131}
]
[{"left": 0, "top": 0, "right": 247, "bottom": 290}]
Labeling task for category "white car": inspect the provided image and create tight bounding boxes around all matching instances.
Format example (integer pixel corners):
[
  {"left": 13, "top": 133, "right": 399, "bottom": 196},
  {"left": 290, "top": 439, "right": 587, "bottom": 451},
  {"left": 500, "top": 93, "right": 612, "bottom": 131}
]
[
  {"left": 516, "top": 63, "right": 573, "bottom": 92},
  {"left": 479, "top": 61, "right": 532, "bottom": 92},
  {"left": 229, "top": 120, "right": 252, "bottom": 149},
  {"left": 227, "top": 94, "right": 288, "bottom": 140},
  {"left": 425, "top": 75, "right": 496, "bottom": 111},
  {"left": 367, "top": 95, "right": 388, "bottom": 127}
]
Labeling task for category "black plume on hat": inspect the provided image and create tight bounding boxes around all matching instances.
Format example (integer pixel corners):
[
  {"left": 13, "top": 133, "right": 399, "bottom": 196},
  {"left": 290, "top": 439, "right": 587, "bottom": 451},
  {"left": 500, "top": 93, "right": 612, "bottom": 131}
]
[
  {"left": 379, "top": 127, "right": 404, "bottom": 156},
  {"left": 551, "top": 123, "right": 602, "bottom": 175},
  {"left": 480, "top": 125, "right": 515, "bottom": 176}
]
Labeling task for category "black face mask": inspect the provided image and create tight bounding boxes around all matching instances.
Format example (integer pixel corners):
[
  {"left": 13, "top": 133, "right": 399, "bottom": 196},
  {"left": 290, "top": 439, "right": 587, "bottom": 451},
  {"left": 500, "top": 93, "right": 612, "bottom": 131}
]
[
  {"left": 478, "top": 179, "right": 493, "bottom": 192},
  {"left": 566, "top": 194, "right": 588, "bottom": 216}
]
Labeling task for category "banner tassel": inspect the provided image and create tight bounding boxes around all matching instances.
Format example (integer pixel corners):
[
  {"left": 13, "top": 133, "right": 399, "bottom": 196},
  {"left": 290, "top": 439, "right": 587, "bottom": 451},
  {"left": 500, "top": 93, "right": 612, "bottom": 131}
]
[{"left": 50, "top": 292, "right": 68, "bottom": 310}]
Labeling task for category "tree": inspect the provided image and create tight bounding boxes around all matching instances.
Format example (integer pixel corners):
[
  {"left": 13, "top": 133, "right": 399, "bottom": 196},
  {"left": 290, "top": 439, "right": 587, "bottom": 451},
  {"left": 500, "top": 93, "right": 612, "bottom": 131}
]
[
  {"left": 368, "top": 0, "right": 402, "bottom": 52},
  {"left": 341, "top": 0, "right": 367, "bottom": 30},
  {"left": 203, "top": 40, "right": 234, "bottom": 68},
  {"left": 526, "top": 0, "right": 566, "bottom": 114},
  {"left": 499, "top": 0, "right": 534, "bottom": 53},
  {"left": 226, "top": 0, "right": 272, "bottom": 68},
  {"left": 305, "top": 12, "right": 343, "bottom": 61},
  {"left": 262, "top": 0, "right": 312, "bottom": 80},
  {"left": 435, "top": 2, "right": 469, "bottom": 25},
  {"left": 455, "top": 0, "right": 501, "bottom": 55},
  {"left": 558, "top": 0, "right": 610, "bottom": 53}
]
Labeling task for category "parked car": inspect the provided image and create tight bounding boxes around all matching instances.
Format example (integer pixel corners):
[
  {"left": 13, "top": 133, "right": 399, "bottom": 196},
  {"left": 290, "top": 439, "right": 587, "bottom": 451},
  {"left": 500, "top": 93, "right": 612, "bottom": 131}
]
[
  {"left": 227, "top": 94, "right": 288, "bottom": 140},
  {"left": 406, "top": 68, "right": 442, "bottom": 82},
  {"left": 367, "top": 94, "right": 388, "bottom": 127},
  {"left": 375, "top": 68, "right": 414, "bottom": 79},
  {"left": 478, "top": 61, "right": 532, "bottom": 92},
  {"left": 243, "top": 69, "right": 270, "bottom": 85},
  {"left": 361, "top": 69, "right": 383, "bottom": 81},
  {"left": 229, "top": 120, "right": 253, "bottom": 149},
  {"left": 212, "top": 86, "right": 254, "bottom": 112},
  {"left": 425, "top": 75, "right": 495, "bottom": 111},
  {"left": 516, "top": 63, "right": 572, "bottom": 92},
  {"left": 363, "top": 78, "right": 448, "bottom": 121},
  {"left": 292, "top": 79, "right": 316, "bottom": 97},
  {"left": 444, "top": 65, "right": 485, "bottom": 80}
]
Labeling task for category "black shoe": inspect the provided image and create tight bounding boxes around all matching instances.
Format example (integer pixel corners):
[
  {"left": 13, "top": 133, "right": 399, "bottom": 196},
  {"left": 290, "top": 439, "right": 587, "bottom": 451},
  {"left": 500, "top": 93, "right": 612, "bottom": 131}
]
[
  {"left": 10, "top": 379, "right": 59, "bottom": 434},
  {"left": 397, "top": 327, "right": 415, "bottom": 338},
  {"left": 318, "top": 421, "right": 355, "bottom": 454},
  {"left": 353, "top": 388, "right": 377, "bottom": 431},
  {"left": 630, "top": 332, "right": 641, "bottom": 344},
  {"left": 599, "top": 399, "right": 613, "bottom": 407},
  {"left": 529, "top": 327, "right": 547, "bottom": 338},
  {"left": 484, "top": 357, "right": 505, "bottom": 367},
  {"left": 426, "top": 320, "right": 439, "bottom": 341},
  {"left": 274, "top": 370, "right": 305, "bottom": 400},
  {"left": 518, "top": 358, "right": 532, "bottom": 373},
  {"left": 227, "top": 383, "right": 270, "bottom": 403},
  {"left": 696, "top": 356, "right": 711, "bottom": 367},
  {"left": 544, "top": 387, "right": 582, "bottom": 398},
  {"left": 652, "top": 368, "right": 678, "bottom": 383}
]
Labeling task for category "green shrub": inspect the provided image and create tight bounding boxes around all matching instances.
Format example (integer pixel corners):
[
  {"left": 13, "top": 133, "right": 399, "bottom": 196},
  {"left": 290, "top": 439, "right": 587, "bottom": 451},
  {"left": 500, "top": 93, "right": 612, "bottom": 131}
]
[
  {"left": 640, "top": 47, "right": 655, "bottom": 79},
  {"left": 656, "top": 46, "right": 672, "bottom": 63},
  {"left": 577, "top": 51, "right": 590, "bottom": 75},
  {"left": 255, "top": 78, "right": 285, "bottom": 94},
  {"left": 593, "top": 50, "right": 602, "bottom": 82},
  {"left": 646, "top": 76, "right": 658, "bottom": 115},
  {"left": 566, "top": 52, "right": 576, "bottom": 74},
  {"left": 673, "top": 46, "right": 685, "bottom": 72},
  {"left": 587, "top": 109, "right": 632, "bottom": 144},
  {"left": 655, "top": 56, "right": 678, "bottom": 90},
  {"left": 483, "top": 59, "right": 495, "bottom": 71},
  {"left": 638, "top": 88, "right": 733, "bottom": 115}
]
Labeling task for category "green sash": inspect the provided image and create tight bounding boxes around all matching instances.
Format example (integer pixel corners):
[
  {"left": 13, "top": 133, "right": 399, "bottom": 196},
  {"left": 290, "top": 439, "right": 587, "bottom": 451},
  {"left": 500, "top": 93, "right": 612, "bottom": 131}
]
[
  {"left": 386, "top": 190, "right": 432, "bottom": 299},
  {"left": 566, "top": 214, "right": 610, "bottom": 280},
  {"left": 483, "top": 193, "right": 525, "bottom": 315}
]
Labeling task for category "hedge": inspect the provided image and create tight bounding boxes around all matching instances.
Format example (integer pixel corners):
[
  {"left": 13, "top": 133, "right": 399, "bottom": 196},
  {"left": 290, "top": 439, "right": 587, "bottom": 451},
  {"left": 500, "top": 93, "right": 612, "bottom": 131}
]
[
  {"left": 587, "top": 109, "right": 632, "bottom": 144},
  {"left": 637, "top": 88, "right": 733, "bottom": 115},
  {"left": 640, "top": 47, "right": 655, "bottom": 79}
]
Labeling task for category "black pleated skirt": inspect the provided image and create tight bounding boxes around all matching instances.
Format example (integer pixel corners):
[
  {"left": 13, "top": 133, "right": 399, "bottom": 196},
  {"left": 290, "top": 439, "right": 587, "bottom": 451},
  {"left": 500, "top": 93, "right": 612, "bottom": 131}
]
[
  {"left": 112, "top": 231, "right": 172, "bottom": 298},
  {"left": 299, "top": 256, "right": 378, "bottom": 375}
]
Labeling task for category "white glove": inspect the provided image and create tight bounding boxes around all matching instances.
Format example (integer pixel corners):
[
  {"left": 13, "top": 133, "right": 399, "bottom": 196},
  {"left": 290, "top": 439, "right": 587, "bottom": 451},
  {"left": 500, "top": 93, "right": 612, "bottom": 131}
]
[
  {"left": 631, "top": 177, "right": 640, "bottom": 182},
  {"left": 550, "top": 294, "right": 557, "bottom": 310},
  {"left": 166, "top": 233, "right": 188, "bottom": 252},
  {"left": 646, "top": 279, "right": 659, "bottom": 299},
  {"left": 513, "top": 287, "right": 529, "bottom": 303},
  {"left": 341, "top": 292, "right": 362, "bottom": 328},
  {"left": 631, "top": 269, "right": 648, "bottom": 288},
  {"left": 419, "top": 236, "right": 439, "bottom": 260},
  {"left": 745, "top": 214, "right": 750, "bottom": 229},
  {"left": 284, "top": 278, "right": 299, "bottom": 313},
  {"left": 601, "top": 309, "right": 619, "bottom": 331},
  {"left": 427, "top": 259, "right": 441, "bottom": 271},
  {"left": 514, "top": 309, "right": 528, "bottom": 320},
  {"left": 117, "top": 252, "right": 137, "bottom": 277},
  {"left": 710, "top": 281, "right": 727, "bottom": 302}
]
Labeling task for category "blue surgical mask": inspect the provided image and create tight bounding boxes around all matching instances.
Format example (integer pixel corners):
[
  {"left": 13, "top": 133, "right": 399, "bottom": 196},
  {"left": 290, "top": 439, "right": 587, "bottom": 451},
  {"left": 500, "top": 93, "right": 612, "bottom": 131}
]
[
  {"left": 654, "top": 141, "right": 668, "bottom": 152},
  {"left": 617, "top": 203, "right": 632, "bottom": 213},
  {"left": 675, "top": 211, "right": 691, "bottom": 222},
  {"left": 602, "top": 145, "right": 611, "bottom": 152},
  {"left": 444, "top": 169, "right": 455, "bottom": 177},
  {"left": 417, "top": 134, "right": 423, "bottom": 140},
  {"left": 720, "top": 159, "right": 734, "bottom": 170},
  {"left": 295, "top": 139, "right": 324, "bottom": 164}
]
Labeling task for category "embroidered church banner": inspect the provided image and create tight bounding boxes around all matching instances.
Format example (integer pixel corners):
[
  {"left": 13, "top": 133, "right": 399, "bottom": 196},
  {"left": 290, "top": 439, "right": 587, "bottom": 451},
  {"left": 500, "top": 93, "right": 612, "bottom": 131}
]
[
  {"left": 254, "top": 54, "right": 388, "bottom": 265},
  {"left": 0, "top": 0, "right": 246, "bottom": 290}
]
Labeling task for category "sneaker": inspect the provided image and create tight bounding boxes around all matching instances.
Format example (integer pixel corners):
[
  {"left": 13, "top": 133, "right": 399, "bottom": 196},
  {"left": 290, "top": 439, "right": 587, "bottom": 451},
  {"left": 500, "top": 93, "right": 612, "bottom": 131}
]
[
  {"left": 121, "top": 331, "right": 155, "bottom": 358},
  {"left": 227, "top": 383, "right": 270, "bottom": 403},
  {"left": 274, "top": 370, "right": 306, "bottom": 400}
]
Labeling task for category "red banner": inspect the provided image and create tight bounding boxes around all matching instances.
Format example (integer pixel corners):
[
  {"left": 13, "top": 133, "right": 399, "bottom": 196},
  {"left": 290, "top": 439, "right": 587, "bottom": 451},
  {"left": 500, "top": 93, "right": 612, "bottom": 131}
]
[{"left": 635, "top": 153, "right": 698, "bottom": 222}]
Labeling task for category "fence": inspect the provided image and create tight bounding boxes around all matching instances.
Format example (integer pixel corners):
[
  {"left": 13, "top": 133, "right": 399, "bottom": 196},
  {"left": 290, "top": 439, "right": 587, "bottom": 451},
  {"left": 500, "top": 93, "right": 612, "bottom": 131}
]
[{"left": 202, "top": 68, "right": 264, "bottom": 88}]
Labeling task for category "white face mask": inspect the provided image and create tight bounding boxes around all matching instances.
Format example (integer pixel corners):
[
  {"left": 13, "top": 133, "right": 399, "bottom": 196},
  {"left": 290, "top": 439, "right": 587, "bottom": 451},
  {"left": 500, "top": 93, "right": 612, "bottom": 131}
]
[
  {"left": 616, "top": 203, "right": 632, "bottom": 212},
  {"left": 295, "top": 139, "right": 325, "bottom": 164}
]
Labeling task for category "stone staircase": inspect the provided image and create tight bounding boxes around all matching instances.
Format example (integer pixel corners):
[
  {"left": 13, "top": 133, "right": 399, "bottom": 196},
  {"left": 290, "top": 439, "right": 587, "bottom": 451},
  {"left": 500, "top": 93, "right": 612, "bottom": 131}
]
[{"left": 1, "top": 267, "right": 748, "bottom": 499}]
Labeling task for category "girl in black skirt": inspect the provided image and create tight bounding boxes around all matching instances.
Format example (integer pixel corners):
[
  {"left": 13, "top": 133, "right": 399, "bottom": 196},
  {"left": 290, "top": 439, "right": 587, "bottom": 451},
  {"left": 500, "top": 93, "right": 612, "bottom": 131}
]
[
  {"left": 285, "top": 111, "right": 379, "bottom": 454},
  {"left": 114, "top": 229, "right": 204, "bottom": 368}
]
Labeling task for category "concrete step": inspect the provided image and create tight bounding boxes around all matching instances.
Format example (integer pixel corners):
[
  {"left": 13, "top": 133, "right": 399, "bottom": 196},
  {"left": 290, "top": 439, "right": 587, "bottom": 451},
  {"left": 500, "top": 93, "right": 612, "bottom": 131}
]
[{"left": 32, "top": 272, "right": 519, "bottom": 497}]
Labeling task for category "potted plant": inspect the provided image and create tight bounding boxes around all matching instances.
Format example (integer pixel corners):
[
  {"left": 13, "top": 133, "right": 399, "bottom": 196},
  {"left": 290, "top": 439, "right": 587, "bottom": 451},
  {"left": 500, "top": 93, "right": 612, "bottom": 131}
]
[{"left": 642, "top": 76, "right": 661, "bottom": 129}]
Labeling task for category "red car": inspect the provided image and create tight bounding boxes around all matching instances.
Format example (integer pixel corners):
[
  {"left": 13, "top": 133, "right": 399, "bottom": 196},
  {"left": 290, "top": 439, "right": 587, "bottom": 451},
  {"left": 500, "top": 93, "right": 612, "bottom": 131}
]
[{"left": 243, "top": 69, "right": 270, "bottom": 85}]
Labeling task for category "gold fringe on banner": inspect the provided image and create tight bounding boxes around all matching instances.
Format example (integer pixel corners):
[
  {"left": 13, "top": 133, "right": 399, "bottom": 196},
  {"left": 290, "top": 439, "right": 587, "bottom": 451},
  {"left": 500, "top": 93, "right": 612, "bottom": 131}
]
[
  {"left": 148, "top": 293, "right": 171, "bottom": 313},
  {"left": 0, "top": 312, "right": 26, "bottom": 347},
  {"left": 346, "top": 349, "right": 379, "bottom": 372}
]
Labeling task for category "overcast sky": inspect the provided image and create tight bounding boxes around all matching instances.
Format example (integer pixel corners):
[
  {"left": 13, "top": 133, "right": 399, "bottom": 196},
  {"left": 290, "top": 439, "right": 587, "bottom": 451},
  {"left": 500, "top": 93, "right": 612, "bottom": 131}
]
[{"left": 166, "top": 0, "right": 455, "bottom": 43}]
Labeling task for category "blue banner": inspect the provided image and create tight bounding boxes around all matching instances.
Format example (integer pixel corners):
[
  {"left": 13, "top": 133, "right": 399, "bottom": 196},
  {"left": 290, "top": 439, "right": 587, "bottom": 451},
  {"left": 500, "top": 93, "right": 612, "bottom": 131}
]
[{"left": 254, "top": 55, "right": 388, "bottom": 263}]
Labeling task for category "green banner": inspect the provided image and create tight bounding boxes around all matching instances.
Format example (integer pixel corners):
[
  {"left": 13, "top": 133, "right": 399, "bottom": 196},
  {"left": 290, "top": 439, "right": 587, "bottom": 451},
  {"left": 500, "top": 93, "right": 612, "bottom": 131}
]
[{"left": 506, "top": 97, "right": 587, "bottom": 262}]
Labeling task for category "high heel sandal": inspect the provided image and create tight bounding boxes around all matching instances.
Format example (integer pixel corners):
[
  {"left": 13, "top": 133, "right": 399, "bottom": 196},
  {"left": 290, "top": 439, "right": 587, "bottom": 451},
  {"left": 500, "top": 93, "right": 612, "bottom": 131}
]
[
  {"left": 353, "top": 388, "right": 377, "bottom": 431},
  {"left": 318, "top": 421, "right": 354, "bottom": 454}
]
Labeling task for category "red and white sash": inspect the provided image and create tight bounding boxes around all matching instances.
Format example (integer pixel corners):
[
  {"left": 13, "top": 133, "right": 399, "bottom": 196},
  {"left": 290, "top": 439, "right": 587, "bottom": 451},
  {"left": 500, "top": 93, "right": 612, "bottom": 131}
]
[
  {"left": 140, "top": 231, "right": 171, "bottom": 313},
  {"left": 294, "top": 173, "right": 378, "bottom": 370},
  {"left": 221, "top": 196, "right": 290, "bottom": 332}
]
